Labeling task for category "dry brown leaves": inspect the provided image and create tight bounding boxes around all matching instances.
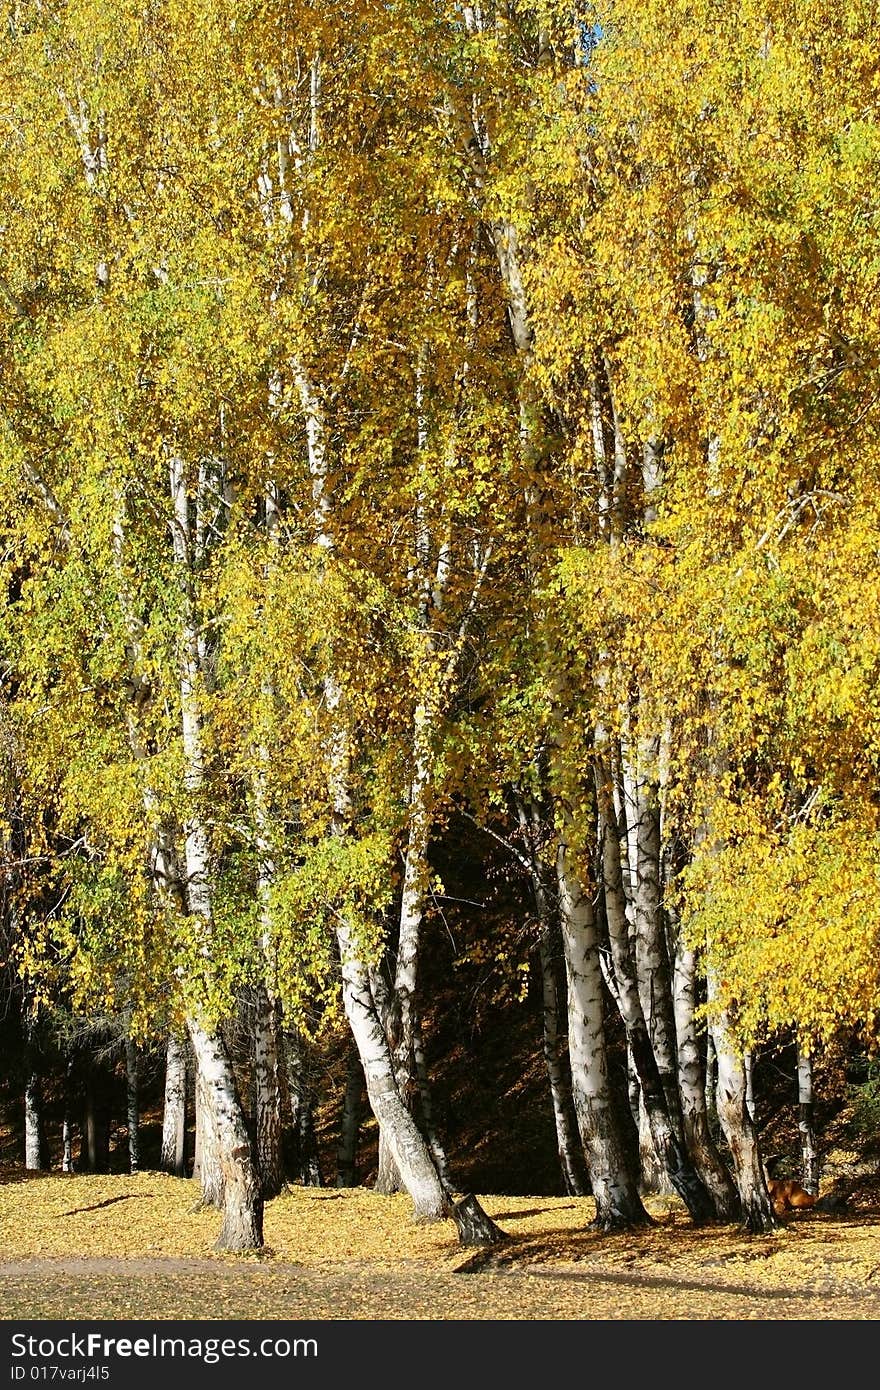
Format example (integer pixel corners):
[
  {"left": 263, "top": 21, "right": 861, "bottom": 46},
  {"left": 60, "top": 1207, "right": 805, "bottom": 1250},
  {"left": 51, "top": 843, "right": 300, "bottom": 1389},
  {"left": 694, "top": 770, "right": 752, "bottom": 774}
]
[{"left": 2, "top": 1173, "right": 880, "bottom": 1319}]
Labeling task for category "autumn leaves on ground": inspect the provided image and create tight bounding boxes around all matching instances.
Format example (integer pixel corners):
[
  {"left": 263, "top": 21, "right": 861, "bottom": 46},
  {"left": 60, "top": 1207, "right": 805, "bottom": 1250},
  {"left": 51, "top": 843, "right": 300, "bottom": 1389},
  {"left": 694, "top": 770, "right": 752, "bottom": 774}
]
[{"left": 2, "top": 1171, "right": 880, "bottom": 1320}]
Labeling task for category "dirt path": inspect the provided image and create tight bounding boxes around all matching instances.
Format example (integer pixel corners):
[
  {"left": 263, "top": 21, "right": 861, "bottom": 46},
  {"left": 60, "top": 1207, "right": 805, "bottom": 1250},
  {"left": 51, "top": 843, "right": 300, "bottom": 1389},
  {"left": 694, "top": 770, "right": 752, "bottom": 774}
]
[{"left": 1, "top": 1255, "right": 877, "bottom": 1320}]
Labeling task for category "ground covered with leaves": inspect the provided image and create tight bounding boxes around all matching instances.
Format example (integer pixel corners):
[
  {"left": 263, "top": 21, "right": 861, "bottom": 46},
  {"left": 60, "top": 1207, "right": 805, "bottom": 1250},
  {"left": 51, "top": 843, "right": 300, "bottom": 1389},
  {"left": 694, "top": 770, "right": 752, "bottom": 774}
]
[{"left": 2, "top": 1171, "right": 880, "bottom": 1320}]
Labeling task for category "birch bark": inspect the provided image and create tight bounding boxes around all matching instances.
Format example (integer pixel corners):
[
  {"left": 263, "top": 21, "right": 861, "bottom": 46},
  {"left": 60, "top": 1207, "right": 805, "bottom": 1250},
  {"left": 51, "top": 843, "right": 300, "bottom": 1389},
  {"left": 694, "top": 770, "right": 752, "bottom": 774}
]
[
  {"left": 160, "top": 1033, "right": 188, "bottom": 1177},
  {"left": 706, "top": 970, "right": 777, "bottom": 1233},
  {"left": 670, "top": 921, "right": 740, "bottom": 1218},
  {"left": 293, "top": 353, "right": 448, "bottom": 1221},
  {"left": 251, "top": 476, "right": 285, "bottom": 1199},
  {"left": 169, "top": 453, "right": 264, "bottom": 1250},
  {"left": 595, "top": 761, "right": 714, "bottom": 1222},
  {"left": 295, "top": 317, "right": 502, "bottom": 1241},
  {"left": 23, "top": 1005, "right": 46, "bottom": 1171},
  {"left": 797, "top": 1044, "right": 819, "bottom": 1196},
  {"left": 515, "top": 797, "right": 589, "bottom": 1196},
  {"left": 124, "top": 1034, "right": 140, "bottom": 1175},
  {"left": 253, "top": 984, "right": 285, "bottom": 1196},
  {"left": 24, "top": 1072, "right": 45, "bottom": 1171},
  {"left": 449, "top": 49, "right": 640, "bottom": 1220},
  {"left": 557, "top": 827, "right": 648, "bottom": 1230}
]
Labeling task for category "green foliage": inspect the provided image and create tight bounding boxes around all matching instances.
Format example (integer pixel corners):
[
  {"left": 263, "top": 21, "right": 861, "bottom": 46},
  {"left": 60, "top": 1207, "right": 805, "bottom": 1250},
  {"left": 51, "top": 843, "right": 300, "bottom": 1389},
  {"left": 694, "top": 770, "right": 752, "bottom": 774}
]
[
  {"left": 845, "top": 1060, "right": 880, "bottom": 1147},
  {"left": 3, "top": 0, "right": 880, "bottom": 1076}
]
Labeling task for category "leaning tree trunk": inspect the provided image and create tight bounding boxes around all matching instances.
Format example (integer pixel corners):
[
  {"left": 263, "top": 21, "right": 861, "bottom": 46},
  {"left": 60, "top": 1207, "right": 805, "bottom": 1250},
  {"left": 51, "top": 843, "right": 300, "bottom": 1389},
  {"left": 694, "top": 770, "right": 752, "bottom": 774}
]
[
  {"left": 670, "top": 905, "right": 739, "bottom": 1219},
  {"left": 556, "top": 831, "right": 649, "bottom": 1232},
  {"left": 124, "top": 1034, "right": 140, "bottom": 1175},
  {"left": 393, "top": 762, "right": 452, "bottom": 1189},
  {"left": 294, "top": 220, "right": 502, "bottom": 1240},
  {"left": 376, "top": 394, "right": 467, "bottom": 1195},
  {"left": 340, "top": 912, "right": 505, "bottom": 1242},
  {"left": 369, "top": 959, "right": 404, "bottom": 1195},
  {"left": 337, "top": 921, "right": 447, "bottom": 1222},
  {"left": 797, "top": 1043, "right": 819, "bottom": 1196},
  {"left": 707, "top": 976, "right": 777, "bottom": 1233},
  {"left": 160, "top": 1033, "right": 188, "bottom": 1176},
  {"left": 296, "top": 347, "right": 453, "bottom": 1226}
]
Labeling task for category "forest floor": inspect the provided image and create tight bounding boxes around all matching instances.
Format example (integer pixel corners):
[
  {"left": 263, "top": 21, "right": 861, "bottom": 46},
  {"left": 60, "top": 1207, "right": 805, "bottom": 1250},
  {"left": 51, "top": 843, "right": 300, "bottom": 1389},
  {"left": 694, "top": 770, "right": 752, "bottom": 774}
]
[{"left": 4, "top": 1172, "right": 880, "bottom": 1319}]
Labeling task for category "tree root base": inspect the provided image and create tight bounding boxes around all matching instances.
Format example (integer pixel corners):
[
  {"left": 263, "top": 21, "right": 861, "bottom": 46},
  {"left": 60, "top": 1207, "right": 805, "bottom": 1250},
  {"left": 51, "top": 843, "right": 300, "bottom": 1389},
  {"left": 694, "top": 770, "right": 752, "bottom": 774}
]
[{"left": 448, "top": 1192, "right": 508, "bottom": 1247}]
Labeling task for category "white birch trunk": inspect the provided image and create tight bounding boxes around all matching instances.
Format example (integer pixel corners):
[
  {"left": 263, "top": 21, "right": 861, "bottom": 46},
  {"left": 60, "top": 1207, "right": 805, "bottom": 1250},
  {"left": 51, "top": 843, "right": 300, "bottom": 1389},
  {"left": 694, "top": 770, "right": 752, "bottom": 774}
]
[
  {"left": 337, "top": 920, "right": 447, "bottom": 1221},
  {"left": 23, "top": 1007, "right": 45, "bottom": 1171},
  {"left": 707, "top": 971, "right": 777, "bottom": 1233},
  {"left": 556, "top": 832, "right": 647, "bottom": 1230},
  {"left": 370, "top": 958, "right": 405, "bottom": 1196},
  {"left": 24, "top": 1073, "right": 44, "bottom": 1171},
  {"left": 160, "top": 1034, "right": 188, "bottom": 1176},
  {"left": 193, "top": 1066, "right": 224, "bottom": 1208},
  {"left": 295, "top": 356, "right": 449, "bottom": 1222},
  {"left": 671, "top": 925, "right": 739, "bottom": 1218},
  {"left": 797, "top": 1044, "right": 819, "bottom": 1196},
  {"left": 390, "top": 698, "right": 451, "bottom": 1187},
  {"left": 395, "top": 705, "right": 430, "bottom": 1086},
  {"left": 124, "top": 1035, "right": 140, "bottom": 1175},
  {"left": 253, "top": 984, "right": 285, "bottom": 1196},
  {"left": 595, "top": 765, "right": 714, "bottom": 1222},
  {"left": 629, "top": 749, "right": 683, "bottom": 1137},
  {"left": 744, "top": 1050, "right": 756, "bottom": 1122},
  {"left": 170, "top": 453, "right": 263, "bottom": 1249},
  {"left": 62, "top": 1057, "right": 74, "bottom": 1174},
  {"left": 61, "top": 1119, "right": 73, "bottom": 1173},
  {"left": 538, "top": 927, "right": 591, "bottom": 1197},
  {"left": 188, "top": 1020, "right": 264, "bottom": 1249}
]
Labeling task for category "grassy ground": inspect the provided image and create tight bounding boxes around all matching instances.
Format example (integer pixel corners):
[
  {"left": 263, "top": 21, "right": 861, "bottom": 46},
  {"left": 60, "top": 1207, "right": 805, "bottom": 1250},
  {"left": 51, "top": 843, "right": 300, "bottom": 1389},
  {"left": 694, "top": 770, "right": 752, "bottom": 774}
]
[{"left": 3, "top": 1170, "right": 880, "bottom": 1319}]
